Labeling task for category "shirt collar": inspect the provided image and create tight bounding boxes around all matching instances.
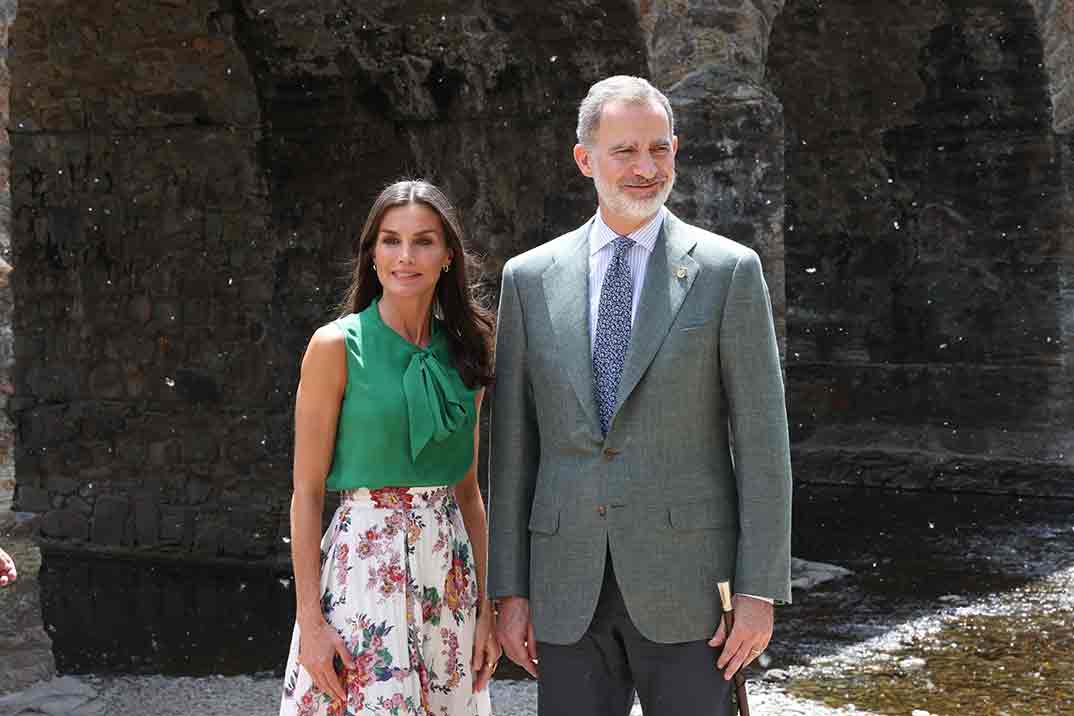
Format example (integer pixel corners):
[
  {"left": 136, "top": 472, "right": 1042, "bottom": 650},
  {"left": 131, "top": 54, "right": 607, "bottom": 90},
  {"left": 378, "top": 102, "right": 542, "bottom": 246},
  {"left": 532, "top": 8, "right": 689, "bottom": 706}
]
[{"left": 589, "top": 206, "right": 666, "bottom": 256}]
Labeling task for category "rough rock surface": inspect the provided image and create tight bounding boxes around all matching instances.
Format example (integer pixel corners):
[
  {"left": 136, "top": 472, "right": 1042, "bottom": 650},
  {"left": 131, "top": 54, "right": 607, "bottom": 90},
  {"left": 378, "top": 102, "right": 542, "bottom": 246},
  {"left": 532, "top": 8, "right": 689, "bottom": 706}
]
[
  {"left": 9, "top": 1, "right": 652, "bottom": 559},
  {"left": 7, "top": 0, "right": 1074, "bottom": 566},
  {"left": 0, "top": 0, "right": 16, "bottom": 487},
  {"left": 768, "top": 0, "right": 1074, "bottom": 495},
  {"left": 0, "top": 538, "right": 56, "bottom": 695}
]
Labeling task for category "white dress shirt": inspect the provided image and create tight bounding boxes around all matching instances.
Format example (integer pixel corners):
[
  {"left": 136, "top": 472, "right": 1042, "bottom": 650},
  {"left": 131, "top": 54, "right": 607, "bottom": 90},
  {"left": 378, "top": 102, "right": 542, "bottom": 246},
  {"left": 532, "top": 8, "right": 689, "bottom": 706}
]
[
  {"left": 586, "top": 205, "right": 775, "bottom": 607},
  {"left": 588, "top": 207, "right": 665, "bottom": 352}
]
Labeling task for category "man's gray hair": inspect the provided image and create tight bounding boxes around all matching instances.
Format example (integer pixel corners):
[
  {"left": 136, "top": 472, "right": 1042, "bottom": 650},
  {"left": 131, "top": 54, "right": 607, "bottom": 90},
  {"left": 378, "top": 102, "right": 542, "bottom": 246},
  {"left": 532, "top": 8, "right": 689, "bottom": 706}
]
[{"left": 576, "top": 75, "right": 674, "bottom": 146}]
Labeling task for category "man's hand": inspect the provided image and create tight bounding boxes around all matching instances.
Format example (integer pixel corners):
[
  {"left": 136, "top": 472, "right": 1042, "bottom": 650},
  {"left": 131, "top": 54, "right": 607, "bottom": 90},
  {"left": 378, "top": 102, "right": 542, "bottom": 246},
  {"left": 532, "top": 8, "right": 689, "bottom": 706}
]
[
  {"left": 495, "top": 596, "right": 538, "bottom": 678},
  {"left": 708, "top": 594, "right": 773, "bottom": 679}
]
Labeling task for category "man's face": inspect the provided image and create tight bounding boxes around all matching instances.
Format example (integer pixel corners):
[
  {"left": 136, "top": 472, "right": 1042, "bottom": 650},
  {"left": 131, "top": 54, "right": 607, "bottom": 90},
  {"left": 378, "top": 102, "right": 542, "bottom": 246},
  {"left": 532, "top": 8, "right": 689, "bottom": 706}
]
[{"left": 574, "top": 99, "right": 677, "bottom": 226}]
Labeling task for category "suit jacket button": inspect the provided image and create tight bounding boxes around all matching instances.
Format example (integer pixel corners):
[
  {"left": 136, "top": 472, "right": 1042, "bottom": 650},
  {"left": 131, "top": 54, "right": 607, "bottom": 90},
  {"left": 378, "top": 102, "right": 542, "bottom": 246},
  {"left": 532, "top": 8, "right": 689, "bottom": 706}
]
[{"left": 597, "top": 505, "right": 607, "bottom": 517}]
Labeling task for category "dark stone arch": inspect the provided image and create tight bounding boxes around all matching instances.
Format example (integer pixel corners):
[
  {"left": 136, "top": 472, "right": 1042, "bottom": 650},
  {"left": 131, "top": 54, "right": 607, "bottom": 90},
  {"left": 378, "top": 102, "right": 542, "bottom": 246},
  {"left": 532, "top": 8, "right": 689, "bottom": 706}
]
[{"left": 767, "top": 0, "right": 1073, "bottom": 494}]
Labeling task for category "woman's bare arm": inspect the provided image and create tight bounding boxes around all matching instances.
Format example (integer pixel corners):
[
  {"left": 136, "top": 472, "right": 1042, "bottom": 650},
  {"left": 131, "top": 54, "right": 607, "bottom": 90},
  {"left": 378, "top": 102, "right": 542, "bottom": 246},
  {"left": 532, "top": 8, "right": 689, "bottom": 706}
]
[
  {"left": 454, "top": 390, "right": 488, "bottom": 604},
  {"left": 290, "top": 323, "right": 353, "bottom": 702}
]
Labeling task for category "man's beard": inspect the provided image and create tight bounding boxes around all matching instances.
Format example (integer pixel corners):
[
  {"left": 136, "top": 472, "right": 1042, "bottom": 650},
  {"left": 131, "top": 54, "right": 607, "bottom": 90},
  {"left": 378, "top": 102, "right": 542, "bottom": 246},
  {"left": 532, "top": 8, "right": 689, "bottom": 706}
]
[{"left": 593, "top": 167, "right": 675, "bottom": 223}]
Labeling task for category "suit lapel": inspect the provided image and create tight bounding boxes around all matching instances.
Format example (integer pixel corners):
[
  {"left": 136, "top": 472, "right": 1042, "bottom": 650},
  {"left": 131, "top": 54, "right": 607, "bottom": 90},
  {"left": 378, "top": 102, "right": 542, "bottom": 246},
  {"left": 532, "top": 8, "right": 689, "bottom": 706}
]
[
  {"left": 542, "top": 221, "right": 601, "bottom": 435},
  {"left": 614, "top": 213, "right": 700, "bottom": 412}
]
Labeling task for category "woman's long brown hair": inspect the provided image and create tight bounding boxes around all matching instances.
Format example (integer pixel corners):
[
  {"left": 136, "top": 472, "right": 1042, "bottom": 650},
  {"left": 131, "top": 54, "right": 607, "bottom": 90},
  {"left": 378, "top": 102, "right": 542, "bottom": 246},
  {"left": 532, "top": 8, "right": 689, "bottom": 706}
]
[{"left": 338, "top": 180, "right": 494, "bottom": 389}]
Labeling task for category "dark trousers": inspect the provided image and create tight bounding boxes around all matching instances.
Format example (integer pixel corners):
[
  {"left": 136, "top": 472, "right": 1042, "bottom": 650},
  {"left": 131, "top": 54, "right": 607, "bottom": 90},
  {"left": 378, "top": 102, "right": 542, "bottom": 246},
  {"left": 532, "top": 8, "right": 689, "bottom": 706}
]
[{"left": 536, "top": 553, "right": 734, "bottom": 716}]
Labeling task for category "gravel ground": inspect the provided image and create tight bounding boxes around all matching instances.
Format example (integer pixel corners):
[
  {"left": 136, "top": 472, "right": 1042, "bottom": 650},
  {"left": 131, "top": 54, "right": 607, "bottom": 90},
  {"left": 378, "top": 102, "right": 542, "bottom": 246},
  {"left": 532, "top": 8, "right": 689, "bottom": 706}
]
[{"left": 0, "top": 673, "right": 878, "bottom": 716}]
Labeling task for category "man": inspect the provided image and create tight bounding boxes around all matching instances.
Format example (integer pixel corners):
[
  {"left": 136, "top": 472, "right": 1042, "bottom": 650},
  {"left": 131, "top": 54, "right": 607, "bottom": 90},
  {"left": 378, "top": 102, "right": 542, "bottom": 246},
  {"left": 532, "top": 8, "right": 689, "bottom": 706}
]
[{"left": 489, "top": 75, "right": 792, "bottom": 715}]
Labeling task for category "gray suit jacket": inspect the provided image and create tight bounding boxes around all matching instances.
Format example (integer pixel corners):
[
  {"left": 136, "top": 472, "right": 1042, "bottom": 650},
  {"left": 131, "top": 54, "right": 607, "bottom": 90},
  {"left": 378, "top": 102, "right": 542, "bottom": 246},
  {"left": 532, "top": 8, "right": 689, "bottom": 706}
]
[{"left": 488, "top": 211, "right": 792, "bottom": 645}]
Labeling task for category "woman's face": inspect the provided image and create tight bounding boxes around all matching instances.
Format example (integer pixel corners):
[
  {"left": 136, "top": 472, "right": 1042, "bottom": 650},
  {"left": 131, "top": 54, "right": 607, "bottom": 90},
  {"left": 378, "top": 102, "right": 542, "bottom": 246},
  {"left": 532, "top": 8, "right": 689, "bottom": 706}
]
[{"left": 372, "top": 203, "right": 453, "bottom": 302}]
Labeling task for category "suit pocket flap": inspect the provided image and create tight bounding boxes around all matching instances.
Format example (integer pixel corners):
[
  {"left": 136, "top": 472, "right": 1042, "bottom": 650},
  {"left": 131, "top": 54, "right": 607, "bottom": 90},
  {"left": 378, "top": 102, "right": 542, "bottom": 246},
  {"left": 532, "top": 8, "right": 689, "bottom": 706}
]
[
  {"left": 679, "top": 320, "right": 713, "bottom": 332},
  {"left": 528, "top": 508, "right": 560, "bottom": 535},
  {"left": 668, "top": 500, "right": 735, "bottom": 530}
]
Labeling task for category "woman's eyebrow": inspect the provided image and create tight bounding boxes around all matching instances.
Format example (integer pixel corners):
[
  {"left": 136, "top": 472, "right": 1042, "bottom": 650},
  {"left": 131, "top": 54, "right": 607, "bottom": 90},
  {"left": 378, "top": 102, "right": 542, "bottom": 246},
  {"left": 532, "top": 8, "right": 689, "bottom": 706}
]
[{"left": 378, "top": 228, "right": 440, "bottom": 236}]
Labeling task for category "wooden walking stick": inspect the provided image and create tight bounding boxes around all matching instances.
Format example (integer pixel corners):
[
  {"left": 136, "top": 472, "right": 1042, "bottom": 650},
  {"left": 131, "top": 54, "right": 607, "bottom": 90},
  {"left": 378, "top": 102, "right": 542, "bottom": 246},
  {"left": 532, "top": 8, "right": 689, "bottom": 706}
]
[{"left": 717, "top": 581, "right": 752, "bottom": 716}]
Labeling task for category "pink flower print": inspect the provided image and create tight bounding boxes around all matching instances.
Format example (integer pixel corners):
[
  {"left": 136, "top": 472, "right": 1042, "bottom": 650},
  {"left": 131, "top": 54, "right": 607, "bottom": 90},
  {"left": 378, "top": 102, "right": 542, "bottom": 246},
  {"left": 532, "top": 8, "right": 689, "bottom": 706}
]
[
  {"left": 406, "top": 515, "right": 424, "bottom": 544},
  {"left": 384, "top": 511, "right": 404, "bottom": 536},
  {"left": 439, "top": 627, "right": 464, "bottom": 690},
  {"left": 334, "top": 544, "right": 350, "bottom": 586},
  {"left": 370, "top": 487, "right": 414, "bottom": 510},
  {"left": 353, "top": 651, "right": 376, "bottom": 687},
  {"left": 327, "top": 658, "right": 370, "bottom": 716},
  {"left": 371, "top": 557, "right": 407, "bottom": 599},
  {"left": 443, "top": 554, "right": 470, "bottom": 614},
  {"left": 297, "top": 687, "right": 321, "bottom": 716},
  {"left": 432, "top": 530, "right": 448, "bottom": 555}
]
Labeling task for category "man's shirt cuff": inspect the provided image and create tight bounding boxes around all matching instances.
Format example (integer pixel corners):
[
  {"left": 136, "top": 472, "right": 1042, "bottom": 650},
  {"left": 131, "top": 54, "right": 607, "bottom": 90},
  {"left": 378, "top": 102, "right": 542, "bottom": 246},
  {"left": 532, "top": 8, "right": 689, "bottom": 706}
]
[{"left": 738, "top": 593, "right": 774, "bottom": 604}]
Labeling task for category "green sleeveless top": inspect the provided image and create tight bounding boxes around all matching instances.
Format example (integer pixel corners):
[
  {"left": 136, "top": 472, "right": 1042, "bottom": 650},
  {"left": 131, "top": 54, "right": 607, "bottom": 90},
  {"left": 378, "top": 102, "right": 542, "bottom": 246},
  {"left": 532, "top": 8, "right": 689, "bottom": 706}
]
[{"left": 325, "top": 298, "right": 479, "bottom": 491}]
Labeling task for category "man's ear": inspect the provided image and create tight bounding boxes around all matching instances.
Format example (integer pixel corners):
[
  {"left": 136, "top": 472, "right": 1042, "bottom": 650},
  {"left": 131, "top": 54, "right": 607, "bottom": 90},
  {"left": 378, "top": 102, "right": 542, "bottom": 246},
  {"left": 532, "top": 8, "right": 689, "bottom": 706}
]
[{"left": 573, "top": 143, "right": 593, "bottom": 178}]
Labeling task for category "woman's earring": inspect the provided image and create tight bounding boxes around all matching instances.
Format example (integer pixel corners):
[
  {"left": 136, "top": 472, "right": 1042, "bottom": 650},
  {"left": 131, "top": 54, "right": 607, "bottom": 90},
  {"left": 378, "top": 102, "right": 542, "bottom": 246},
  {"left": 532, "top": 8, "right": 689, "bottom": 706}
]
[
  {"left": 442, "top": 264, "right": 450, "bottom": 273},
  {"left": 372, "top": 262, "right": 377, "bottom": 271}
]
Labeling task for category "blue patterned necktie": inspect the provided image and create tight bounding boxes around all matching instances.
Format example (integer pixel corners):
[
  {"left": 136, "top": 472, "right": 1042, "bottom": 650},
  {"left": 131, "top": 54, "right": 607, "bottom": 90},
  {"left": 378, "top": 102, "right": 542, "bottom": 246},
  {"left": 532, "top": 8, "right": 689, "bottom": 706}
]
[{"left": 593, "top": 236, "right": 635, "bottom": 435}]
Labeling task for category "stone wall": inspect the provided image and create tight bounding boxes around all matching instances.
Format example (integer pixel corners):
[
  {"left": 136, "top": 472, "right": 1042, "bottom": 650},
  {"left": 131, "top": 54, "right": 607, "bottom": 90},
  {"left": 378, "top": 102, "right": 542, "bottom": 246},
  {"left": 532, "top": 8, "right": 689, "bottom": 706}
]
[
  {"left": 1030, "top": 0, "right": 1074, "bottom": 132},
  {"left": 10, "top": 0, "right": 660, "bottom": 561},
  {"left": 769, "top": 0, "right": 1074, "bottom": 494},
  {"left": 640, "top": 0, "right": 788, "bottom": 353},
  {"left": 9, "top": 0, "right": 1074, "bottom": 563},
  {"left": 0, "top": 539, "right": 55, "bottom": 694},
  {"left": 0, "top": 0, "right": 15, "bottom": 490}
]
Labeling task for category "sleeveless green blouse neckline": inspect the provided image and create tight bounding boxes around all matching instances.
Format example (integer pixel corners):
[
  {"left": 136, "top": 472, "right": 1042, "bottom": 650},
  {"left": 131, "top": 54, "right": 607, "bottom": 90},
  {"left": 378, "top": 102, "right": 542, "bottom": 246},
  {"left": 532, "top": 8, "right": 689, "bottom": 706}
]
[
  {"left": 367, "top": 297, "right": 470, "bottom": 462},
  {"left": 369, "top": 296, "right": 442, "bottom": 351}
]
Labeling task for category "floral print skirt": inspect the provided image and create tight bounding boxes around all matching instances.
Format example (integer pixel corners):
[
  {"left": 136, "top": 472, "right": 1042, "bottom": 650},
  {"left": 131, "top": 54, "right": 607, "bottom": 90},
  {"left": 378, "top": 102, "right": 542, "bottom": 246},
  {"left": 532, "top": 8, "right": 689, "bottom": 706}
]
[{"left": 280, "top": 486, "right": 493, "bottom": 716}]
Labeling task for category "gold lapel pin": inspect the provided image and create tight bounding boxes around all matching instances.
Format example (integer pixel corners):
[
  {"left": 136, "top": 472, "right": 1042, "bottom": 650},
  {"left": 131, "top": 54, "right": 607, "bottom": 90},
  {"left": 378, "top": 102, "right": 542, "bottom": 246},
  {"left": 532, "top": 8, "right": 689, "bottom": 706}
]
[{"left": 676, "top": 266, "right": 688, "bottom": 279}]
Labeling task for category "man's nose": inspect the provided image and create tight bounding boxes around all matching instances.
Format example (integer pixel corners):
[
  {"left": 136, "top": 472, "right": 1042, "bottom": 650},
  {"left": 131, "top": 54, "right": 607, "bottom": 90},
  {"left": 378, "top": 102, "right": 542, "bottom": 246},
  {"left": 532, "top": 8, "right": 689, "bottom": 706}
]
[{"left": 635, "top": 152, "right": 658, "bottom": 178}]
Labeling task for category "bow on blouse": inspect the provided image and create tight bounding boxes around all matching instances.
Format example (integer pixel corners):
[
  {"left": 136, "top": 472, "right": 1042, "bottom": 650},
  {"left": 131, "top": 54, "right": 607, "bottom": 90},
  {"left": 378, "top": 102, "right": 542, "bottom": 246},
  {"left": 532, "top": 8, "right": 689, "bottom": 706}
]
[{"left": 402, "top": 350, "right": 469, "bottom": 462}]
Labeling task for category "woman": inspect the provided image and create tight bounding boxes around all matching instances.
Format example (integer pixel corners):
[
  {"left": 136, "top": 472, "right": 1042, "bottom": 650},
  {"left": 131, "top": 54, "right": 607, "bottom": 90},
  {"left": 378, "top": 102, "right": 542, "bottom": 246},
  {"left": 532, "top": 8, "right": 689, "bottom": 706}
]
[{"left": 280, "top": 180, "right": 499, "bottom": 716}]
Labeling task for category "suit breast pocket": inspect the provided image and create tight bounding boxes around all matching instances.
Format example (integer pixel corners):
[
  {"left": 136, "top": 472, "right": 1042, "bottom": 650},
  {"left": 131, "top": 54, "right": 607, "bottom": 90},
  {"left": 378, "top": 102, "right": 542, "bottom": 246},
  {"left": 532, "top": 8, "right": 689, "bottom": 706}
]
[
  {"left": 677, "top": 312, "right": 715, "bottom": 333},
  {"left": 666, "top": 316, "right": 716, "bottom": 356}
]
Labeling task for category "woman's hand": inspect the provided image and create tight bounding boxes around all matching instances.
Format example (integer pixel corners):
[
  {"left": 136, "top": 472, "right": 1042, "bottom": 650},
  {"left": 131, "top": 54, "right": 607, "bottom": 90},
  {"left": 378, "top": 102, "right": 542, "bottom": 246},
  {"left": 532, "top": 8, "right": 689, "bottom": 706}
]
[
  {"left": 471, "top": 599, "right": 502, "bottom": 692},
  {"left": 297, "top": 619, "right": 355, "bottom": 705}
]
